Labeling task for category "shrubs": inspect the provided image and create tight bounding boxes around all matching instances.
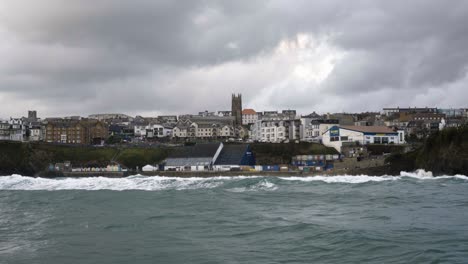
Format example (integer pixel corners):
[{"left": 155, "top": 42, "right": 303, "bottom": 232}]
[{"left": 387, "top": 125, "right": 468, "bottom": 175}]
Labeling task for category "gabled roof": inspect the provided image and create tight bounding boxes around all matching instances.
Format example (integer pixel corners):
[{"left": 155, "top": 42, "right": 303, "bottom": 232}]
[
  {"left": 341, "top": 125, "right": 396, "bottom": 134},
  {"left": 214, "top": 144, "right": 249, "bottom": 165},
  {"left": 412, "top": 113, "right": 445, "bottom": 119},
  {"left": 242, "top": 109, "right": 256, "bottom": 115},
  {"left": 311, "top": 119, "right": 339, "bottom": 125},
  {"left": 168, "top": 143, "right": 221, "bottom": 158}
]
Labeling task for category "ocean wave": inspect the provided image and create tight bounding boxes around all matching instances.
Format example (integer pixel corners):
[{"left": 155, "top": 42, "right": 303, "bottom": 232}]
[
  {"left": 0, "top": 171, "right": 466, "bottom": 191},
  {"left": 278, "top": 175, "right": 397, "bottom": 183},
  {"left": 227, "top": 179, "right": 278, "bottom": 192},
  {"left": 280, "top": 170, "right": 468, "bottom": 183},
  {"left": 0, "top": 174, "right": 227, "bottom": 191}
]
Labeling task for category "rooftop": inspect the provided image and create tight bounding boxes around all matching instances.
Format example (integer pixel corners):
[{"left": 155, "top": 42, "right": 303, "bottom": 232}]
[
  {"left": 341, "top": 125, "right": 396, "bottom": 134},
  {"left": 214, "top": 144, "right": 249, "bottom": 165},
  {"left": 168, "top": 143, "right": 222, "bottom": 158},
  {"left": 242, "top": 109, "right": 256, "bottom": 115}
]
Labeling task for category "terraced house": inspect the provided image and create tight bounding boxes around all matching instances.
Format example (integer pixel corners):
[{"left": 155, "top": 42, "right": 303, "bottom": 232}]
[{"left": 45, "top": 118, "right": 108, "bottom": 145}]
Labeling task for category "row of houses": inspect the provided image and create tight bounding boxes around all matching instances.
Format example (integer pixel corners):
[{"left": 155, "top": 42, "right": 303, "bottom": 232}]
[
  {"left": 0, "top": 111, "right": 109, "bottom": 144},
  {"left": 3, "top": 107, "right": 467, "bottom": 145},
  {"left": 0, "top": 118, "right": 27, "bottom": 141},
  {"left": 44, "top": 118, "right": 108, "bottom": 144}
]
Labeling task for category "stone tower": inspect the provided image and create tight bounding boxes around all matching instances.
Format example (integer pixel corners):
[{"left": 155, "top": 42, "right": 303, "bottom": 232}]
[
  {"left": 231, "top": 93, "right": 242, "bottom": 126},
  {"left": 28, "top": 110, "right": 37, "bottom": 119}
]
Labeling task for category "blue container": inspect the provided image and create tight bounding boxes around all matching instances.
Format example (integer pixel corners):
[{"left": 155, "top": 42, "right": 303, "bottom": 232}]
[{"left": 263, "top": 165, "right": 280, "bottom": 171}]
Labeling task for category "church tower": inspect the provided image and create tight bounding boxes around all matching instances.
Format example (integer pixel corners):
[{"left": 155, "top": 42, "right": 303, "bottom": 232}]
[{"left": 231, "top": 93, "right": 242, "bottom": 126}]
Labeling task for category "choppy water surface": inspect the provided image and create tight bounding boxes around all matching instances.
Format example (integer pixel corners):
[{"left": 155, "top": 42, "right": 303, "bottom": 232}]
[{"left": 1, "top": 171, "right": 468, "bottom": 264}]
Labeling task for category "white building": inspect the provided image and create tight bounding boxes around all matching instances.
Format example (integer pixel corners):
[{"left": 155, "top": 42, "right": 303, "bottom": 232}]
[
  {"left": 0, "top": 119, "right": 9, "bottom": 140},
  {"left": 146, "top": 124, "right": 172, "bottom": 138},
  {"left": 134, "top": 122, "right": 173, "bottom": 138},
  {"left": 301, "top": 119, "right": 339, "bottom": 141},
  {"left": 29, "top": 125, "right": 43, "bottom": 141},
  {"left": 242, "top": 109, "right": 259, "bottom": 125},
  {"left": 8, "top": 118, "right": 25, "bottom": 142},
  {"left": 322, "top": 125, "right": 405, "bottom": 152},
  {"left": 172, "top": 118, "right": 235, "bottom": 139},
  {"left": 173, "top": 125, "right": 189, "bottom": 138},
  {"left": 133, "top": 122, "right": 148, "bottom": 137},
  {"left": 251, "top": 119, "right": 301, "bottom": 143}
]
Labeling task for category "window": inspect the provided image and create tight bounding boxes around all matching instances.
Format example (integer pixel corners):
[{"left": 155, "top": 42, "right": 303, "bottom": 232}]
[
  {"left": 382, "top": 137, "right": 389, "bottom": 144},
  {"left": 330, "top": 136, "right": 340, "bottom": 142},
  {"left": 340, "top": 136, "right": 348, "bottom": 141},
  {"left": 374, "top": 137, "right": 381, "bottom": 144}
]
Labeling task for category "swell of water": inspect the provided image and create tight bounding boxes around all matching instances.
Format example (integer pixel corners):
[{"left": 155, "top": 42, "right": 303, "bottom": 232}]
[
  {"left": 1, "top": 170, "right": 468, "bottom": 263},
  {"left": 0, "top": 170, "right": 467, "bottom": 191}
]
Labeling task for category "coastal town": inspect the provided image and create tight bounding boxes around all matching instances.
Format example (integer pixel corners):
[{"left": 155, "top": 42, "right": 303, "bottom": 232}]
[{"left": 1, "top": 94, "right": 467, "bottom": 175}]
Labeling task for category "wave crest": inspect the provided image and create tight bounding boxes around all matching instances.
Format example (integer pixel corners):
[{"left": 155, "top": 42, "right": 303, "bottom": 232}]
[{"left": 0, "top": 171, "right": 466, "bottom": 191}]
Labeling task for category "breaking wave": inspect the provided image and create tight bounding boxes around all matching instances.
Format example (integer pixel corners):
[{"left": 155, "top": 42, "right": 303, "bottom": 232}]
[
  {"left": 0, "top": 170, "right": 466, "bottom": 191},
  {"left": 227, "top": 179, "right": 278, "bottom": 192},
  {"left": 280, "top": 170, "right": 468, "bottom": 183}
]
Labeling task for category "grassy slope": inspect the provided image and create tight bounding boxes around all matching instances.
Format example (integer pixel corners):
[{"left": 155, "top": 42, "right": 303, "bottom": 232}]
[
  {"left": 1, "top": 141, "right": 338, "bottom": 175},
  {"left": 415, "top": 126, "right": 468, "bottom": 175},
  {"left": 0, "top": 142, "right": 168, "bottom": 175},
  {"left": 386, "top": 125, "right": 468, "bottom": 175}
]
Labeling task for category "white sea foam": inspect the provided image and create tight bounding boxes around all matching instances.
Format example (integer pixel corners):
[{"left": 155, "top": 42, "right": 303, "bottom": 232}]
[
  {"left": 279, "top": 170, "right": 468, "bottom": 183},
  {"left": 400, "top": 169, "right": 434, "bottom": 179},
  {"left": 279, "top": 175, "right": 398, "bottom": 183},
  {"left": 0, "top": 171, "right": 466, "bottom": 190},
  {"left": 0, "top": 174, "right": 228, "bottom": 191},
  {"left": 227, "top": 179, "right": 278, "bottom": 193}
]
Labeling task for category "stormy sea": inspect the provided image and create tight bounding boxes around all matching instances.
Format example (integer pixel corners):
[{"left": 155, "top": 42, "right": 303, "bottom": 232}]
[{"left": 1, "top": 171, "right": 468, "bottom": 264}]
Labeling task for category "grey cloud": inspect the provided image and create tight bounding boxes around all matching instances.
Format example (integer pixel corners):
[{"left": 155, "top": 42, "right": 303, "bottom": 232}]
[{"left": 0, "top": 0, "right": 468, "bottom": 117}]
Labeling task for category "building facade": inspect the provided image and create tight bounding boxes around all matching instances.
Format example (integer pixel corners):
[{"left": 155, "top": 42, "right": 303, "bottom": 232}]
[
  {"left": 145, "top": 124, "right": 173, "bottom": 138},
  {"left": 322, "top": 125, "right": 405, "bottom": 152},
  {"left": 251, "top": 119, "right": 301, "bottom": 143},
  {"left": 0, "top": 119, "right": 10, "bottom": 140},
  {"left": 45, "top": 119, "right": 108, "bottom": 144},
  {"left": 301, "top": 119, "right": 339, "bottom": 140},
  {"left": 242, "top": 109, "right": 259, "bottom": 125},
  {"left": 9, "top": 118, "right": 26, "bottom": 141},
  {"left": 382, "top": 107, "right": 438, "bottom": 116}
]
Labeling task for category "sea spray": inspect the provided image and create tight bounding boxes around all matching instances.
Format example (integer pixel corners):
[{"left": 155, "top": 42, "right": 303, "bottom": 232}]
[{"left": 0, "top": 171, "right": 467, "bottom": 191}]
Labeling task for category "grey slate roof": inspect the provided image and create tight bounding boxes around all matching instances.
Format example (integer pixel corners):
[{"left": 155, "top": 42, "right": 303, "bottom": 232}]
[
  {"left": 214, "top": 144, "right": 248, "bottom": 165},
  {"left": 168, "top": 143, "right": 221, "bottom": 158}
]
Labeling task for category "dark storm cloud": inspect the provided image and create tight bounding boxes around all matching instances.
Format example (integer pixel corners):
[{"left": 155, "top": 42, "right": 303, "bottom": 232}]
[{"left": 0, "top": 0, "right": 467, "bottom": 117}]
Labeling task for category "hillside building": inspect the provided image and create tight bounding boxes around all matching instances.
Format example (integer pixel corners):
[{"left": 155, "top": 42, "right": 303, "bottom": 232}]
[
  {"left": 301, "top": 119, "right": 339, "bottom": 141},
  {"left": 322, "top": 125, "right": 405, "bottom": 152},
  {"left": 163, "top": 143, "right": 224, "bottom": 171},
  {"left": 382, "top": 107, "right": 438, "bottom": 116},
  {"left": 45, "top": 118, "right": 108, "bottom": 145},
  {"left": 242, "top": 109, "right": 259, "bottom": 125},
  {"left": 213, "top": 144, "right": 256, "bottom": 171}
]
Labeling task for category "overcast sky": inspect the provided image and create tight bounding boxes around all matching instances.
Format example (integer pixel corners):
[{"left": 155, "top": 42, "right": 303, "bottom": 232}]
[{"left": 1, "top": 0, "right": 468, "bottom": 118}]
